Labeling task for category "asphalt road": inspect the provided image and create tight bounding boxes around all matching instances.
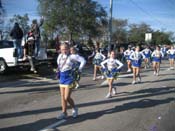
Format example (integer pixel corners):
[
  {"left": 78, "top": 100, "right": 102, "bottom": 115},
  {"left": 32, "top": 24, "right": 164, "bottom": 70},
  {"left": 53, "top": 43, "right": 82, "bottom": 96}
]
[{"left": 0, "top": 60, "right": 175, "bottom": 131}]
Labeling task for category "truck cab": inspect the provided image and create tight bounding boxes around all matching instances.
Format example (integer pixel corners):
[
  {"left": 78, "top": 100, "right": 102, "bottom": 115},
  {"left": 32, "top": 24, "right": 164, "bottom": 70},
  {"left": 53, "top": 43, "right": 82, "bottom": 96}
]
[
  {"left": 0, "top": 40, "right": 49, "bottom": 74},
  {"left": 0, "top": 40, "right": 18, "bottom": 74}
]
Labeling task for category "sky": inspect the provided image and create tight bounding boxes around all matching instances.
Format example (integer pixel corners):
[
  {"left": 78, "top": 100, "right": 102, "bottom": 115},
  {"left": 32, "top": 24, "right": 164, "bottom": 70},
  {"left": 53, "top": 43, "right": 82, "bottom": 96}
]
[{"left": 1, "top": 0, "right": 175, "bottom": 33}]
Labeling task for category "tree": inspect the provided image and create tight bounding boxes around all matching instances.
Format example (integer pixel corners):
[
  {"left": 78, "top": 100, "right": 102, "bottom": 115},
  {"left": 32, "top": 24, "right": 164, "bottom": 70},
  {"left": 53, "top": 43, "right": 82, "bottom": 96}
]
[
  {"left": 152, "top": 30, "right": 173, "bottom": 45},
  {"left": 111, "top": 19, "right": 128, "bottom": 44},
  {"left": 9, "top": 14, "right": 30, "bottom": 35},
  {"left": 37, "top": 0, "right": 107, "bottom": 40},
  {"left": 128, "top": 22, "right": 152, "bottom": 44},
  {"left": 0, "top": 0, "right": 5, "bottom": 32}
]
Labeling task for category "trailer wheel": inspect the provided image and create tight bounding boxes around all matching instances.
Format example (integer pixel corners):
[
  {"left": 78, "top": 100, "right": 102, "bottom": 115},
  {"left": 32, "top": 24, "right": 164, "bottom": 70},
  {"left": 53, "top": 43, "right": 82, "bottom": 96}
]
[{"left": 0, "top": 59, "right": 7, "bottom": 74}]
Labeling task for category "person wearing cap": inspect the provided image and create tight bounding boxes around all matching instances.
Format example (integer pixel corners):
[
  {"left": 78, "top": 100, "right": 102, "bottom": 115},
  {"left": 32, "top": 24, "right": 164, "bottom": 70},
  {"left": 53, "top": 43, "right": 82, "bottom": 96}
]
[{"left": 23, "top": 36, "right": 37, "bottom": 73}]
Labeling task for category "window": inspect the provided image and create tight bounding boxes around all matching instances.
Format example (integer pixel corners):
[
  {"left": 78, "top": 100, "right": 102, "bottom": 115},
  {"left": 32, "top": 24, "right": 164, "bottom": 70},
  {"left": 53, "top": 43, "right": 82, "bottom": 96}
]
[{"left": 0, "top": 40, "right": 14, "bottom": 49}]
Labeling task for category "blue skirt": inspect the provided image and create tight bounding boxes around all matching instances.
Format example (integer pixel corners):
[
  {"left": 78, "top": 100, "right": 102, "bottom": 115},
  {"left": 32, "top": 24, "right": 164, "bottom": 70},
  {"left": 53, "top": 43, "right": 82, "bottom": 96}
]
[
  {"left": 92, "top": 58, "right": 103, "bottom": 66},
  {"left": 125, "top": 55, "right": 131, "bottom": 61},
  {"left": 132, "top": 60, "right": 142, "bottom": 67},
  {"left": 59, "top": 70, "right": 74, "bottom": 85},
  {"left": 152, "top": 57, "right": 161, "bottom": 62},
  {"left": 101, "top": 68, "right": 119, "bottom": 79},
  {"left": 169, "top": 54, "right": 175, "bottom": 59},
  {"left": 144, "top": 53, "right": 151, "bottom": 58}
]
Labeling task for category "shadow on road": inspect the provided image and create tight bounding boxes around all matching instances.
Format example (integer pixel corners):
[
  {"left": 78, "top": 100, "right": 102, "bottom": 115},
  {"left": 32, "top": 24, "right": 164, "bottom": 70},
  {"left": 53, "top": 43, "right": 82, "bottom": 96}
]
[{"left": 0, "top": 86, "right": 175, "bottom": 131}]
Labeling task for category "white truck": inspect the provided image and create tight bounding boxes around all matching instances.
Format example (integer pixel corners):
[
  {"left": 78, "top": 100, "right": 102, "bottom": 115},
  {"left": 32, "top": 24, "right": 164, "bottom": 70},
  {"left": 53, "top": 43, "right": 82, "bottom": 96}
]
[{"left": 0, "top": 40, "right": 50, "bottom": 74}]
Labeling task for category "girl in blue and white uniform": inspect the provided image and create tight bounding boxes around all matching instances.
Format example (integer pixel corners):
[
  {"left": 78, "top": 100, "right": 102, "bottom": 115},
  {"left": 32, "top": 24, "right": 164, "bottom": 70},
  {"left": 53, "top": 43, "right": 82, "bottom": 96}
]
[
  {"left": 57, "top": 43, "right": 86, "bottom": 119},
  {"left": 141, "top": 46, "right": 152, "bottom": 69},
  {"left": 124, "top": 46, "right": 134, "bottom": 72},
  {"left": 151, "top": 46, "right": 164, "bottom": 76},
  {"left": 101, "top": 51, "right": 123, "bottom": 98},
  {"left": 88, "top": 43, "right": 106, "bottom": 80},
  {"left": 166, "top": 45, "right": 175, "bottom": 70},
  {"left": 129, "top": 46, "right": 145, "bottom": 84},
  {"left": 70, "top": 46, "right": 86, "bottom": 89}
]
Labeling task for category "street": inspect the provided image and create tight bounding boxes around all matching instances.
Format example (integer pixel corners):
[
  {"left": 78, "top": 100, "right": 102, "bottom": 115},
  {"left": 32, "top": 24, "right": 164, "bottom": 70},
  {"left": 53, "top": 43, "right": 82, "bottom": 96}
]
[{"left": 0, "top": 60, "right": 175, "bottom": 131}]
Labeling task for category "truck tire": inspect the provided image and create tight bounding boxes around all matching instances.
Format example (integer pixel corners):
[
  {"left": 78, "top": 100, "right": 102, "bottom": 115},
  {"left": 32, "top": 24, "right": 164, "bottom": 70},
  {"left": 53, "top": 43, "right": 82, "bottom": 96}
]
[{"left": 0, "top": 59, "right": 7, "bottom": 74}]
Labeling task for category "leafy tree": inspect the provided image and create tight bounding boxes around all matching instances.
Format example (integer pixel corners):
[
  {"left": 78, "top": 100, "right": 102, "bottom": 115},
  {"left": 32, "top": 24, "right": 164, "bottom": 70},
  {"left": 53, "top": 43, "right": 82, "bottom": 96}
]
[
  {"left": 9, "top": 14, "right": 30, "bottom": 35},
  {"left": 111, "top": 19, "right": 128, "bottom": 44},
  {"left": 37, "top": 0, "right": 107, "bottom": 40},
  {"left": 152, "top": 30, "right": 173, "bottom": 45},
  {"left": 0, "top": 0, "right": 5, "bottom": 31},
  {"left": 128, "top": 22, "right": 152, "bottom": 44}
]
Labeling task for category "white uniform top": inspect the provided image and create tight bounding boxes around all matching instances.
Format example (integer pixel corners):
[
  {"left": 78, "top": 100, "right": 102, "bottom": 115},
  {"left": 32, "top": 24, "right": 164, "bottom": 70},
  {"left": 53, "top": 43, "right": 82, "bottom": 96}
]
[
  {"left": 129, "top": 51, "right": 145, "bottom": 61},
  {"left": 94, "top": 52, "right": 106, "bottom": 60},
  {"left": 142, "top": 48, "right": 152, "bottom": 55},
  {"left": 124, "top": 49, "right": 134, "bottom": 56},
  {"left": 151, "top": 50, "right": 164, "bottom": 58},
  {"left": 57, "top": 54, "right": 86, "bottom": 72},
  {"left": 101, "top": 58, "right": 123, "bottom": 70},
  {"left": 166, "top": 49, "right": 175, "bottom": 55},
  {"left": 88, "top": 50, "right": 106, "bottom": 60}
]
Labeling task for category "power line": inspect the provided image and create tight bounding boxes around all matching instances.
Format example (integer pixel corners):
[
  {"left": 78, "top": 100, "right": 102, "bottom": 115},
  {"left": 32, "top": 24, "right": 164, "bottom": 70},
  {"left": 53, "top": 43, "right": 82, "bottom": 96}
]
[
  {"left": 168, "top": 0, "right": 175, "bottom": 6},
  {"left": 129, "top": 0, "right": 165, "bottom": 27}
]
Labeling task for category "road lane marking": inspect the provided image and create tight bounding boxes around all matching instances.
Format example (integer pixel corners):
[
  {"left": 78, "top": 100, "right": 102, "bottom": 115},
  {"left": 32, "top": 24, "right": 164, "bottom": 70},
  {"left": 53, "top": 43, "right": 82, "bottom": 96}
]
[{"left": 39, "top": 119, "right": 66, "bottom": 131}]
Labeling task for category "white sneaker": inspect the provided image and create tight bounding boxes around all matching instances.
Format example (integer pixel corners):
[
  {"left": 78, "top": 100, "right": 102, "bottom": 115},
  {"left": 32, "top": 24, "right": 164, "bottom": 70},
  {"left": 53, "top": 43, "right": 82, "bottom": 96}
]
[
  {"left": 101, "top": 75, "right": 104, "bottom": 79},
  {"left": 31, "top": 68, "right": 37, "bottom": 74},
  {"left": 132, "top": 80, "right": 136, "bottom": 84},
  {"left": 30, "top": 68, "right": 34, "bottom": 71},
  {"left": 57, "top": 112, "right": 67, "bottom": 119},
  {"left": 170, "top": 67, "right": 174, "bottom": 70},
  {"left": 72, "top": 107, "right": 78, "bottom": 118},
  {"left": 153, "top": 71, "right": 156, "bottom": 76},
  {"left": 75, "top": 83, "right": 80, "bottom": 89},
  {"left": 112, "top": 88, "right": 117, "bottom": 95},
  {"left": 138, "top": 77, "right": 141, "bottom": 83},
  {"left": 93, "top": 78, "right": 96, "bottom": 81},
  {"left": 156, "top": 73, "right": 159, "bottom": 76},
  {"left": 105, "top": 93, "right": 112, "bottom": 98},
  {"left": 127, "top": 69, "right": 131, "bottom": 72}
]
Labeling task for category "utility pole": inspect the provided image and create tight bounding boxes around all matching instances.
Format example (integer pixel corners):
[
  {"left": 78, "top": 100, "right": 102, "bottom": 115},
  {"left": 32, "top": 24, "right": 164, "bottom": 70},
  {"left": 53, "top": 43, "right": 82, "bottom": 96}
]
[{"left": 108, "top": 0, "right": 113, "bottom": 53}]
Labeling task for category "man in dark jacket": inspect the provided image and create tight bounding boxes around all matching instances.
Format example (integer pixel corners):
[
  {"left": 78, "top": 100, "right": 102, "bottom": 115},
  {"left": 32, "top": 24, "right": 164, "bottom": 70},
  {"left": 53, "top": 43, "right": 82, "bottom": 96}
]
[{"left": 10, "top": 22, "right": 23, "bottom": 58}]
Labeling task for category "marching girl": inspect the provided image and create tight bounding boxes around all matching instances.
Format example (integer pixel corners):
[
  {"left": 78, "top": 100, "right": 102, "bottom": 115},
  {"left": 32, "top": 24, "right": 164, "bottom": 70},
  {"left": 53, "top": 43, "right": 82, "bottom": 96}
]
[
  {"left": 101, "top": 50, "right": 123, "bottom": 98},
  {"left": 88, "top": 43, "right": 106, "bottom": 80},
  {"left": 151, "top": 46, "right": 164, "bottom": 76},
  {"left": 129, "top": 46, "right": 145, "bottom": 84},
  {"left": 166, "top": 45, "right": 175, "bottom": 70},
  {"left": 70, "top": 46, "right": 86, "bottom": 89},
  {"left": 141, "top": 45, "right": 152, "bottom": 69},
  {"left": 124, "top": 45, "right": 134, "bottom": 72},
  {"left": 57, "top": 43, "right": 86, "bottom": 119}
]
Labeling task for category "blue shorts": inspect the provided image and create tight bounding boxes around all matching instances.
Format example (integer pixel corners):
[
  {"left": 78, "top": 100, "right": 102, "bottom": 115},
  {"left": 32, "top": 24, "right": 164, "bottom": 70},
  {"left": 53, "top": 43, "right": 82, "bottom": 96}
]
[
  {"left": 59, "top": 70, "right": 74, "bottom": 85},
  {"left": 93, "top": 58, "right": 103, "bottom": 66}
]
